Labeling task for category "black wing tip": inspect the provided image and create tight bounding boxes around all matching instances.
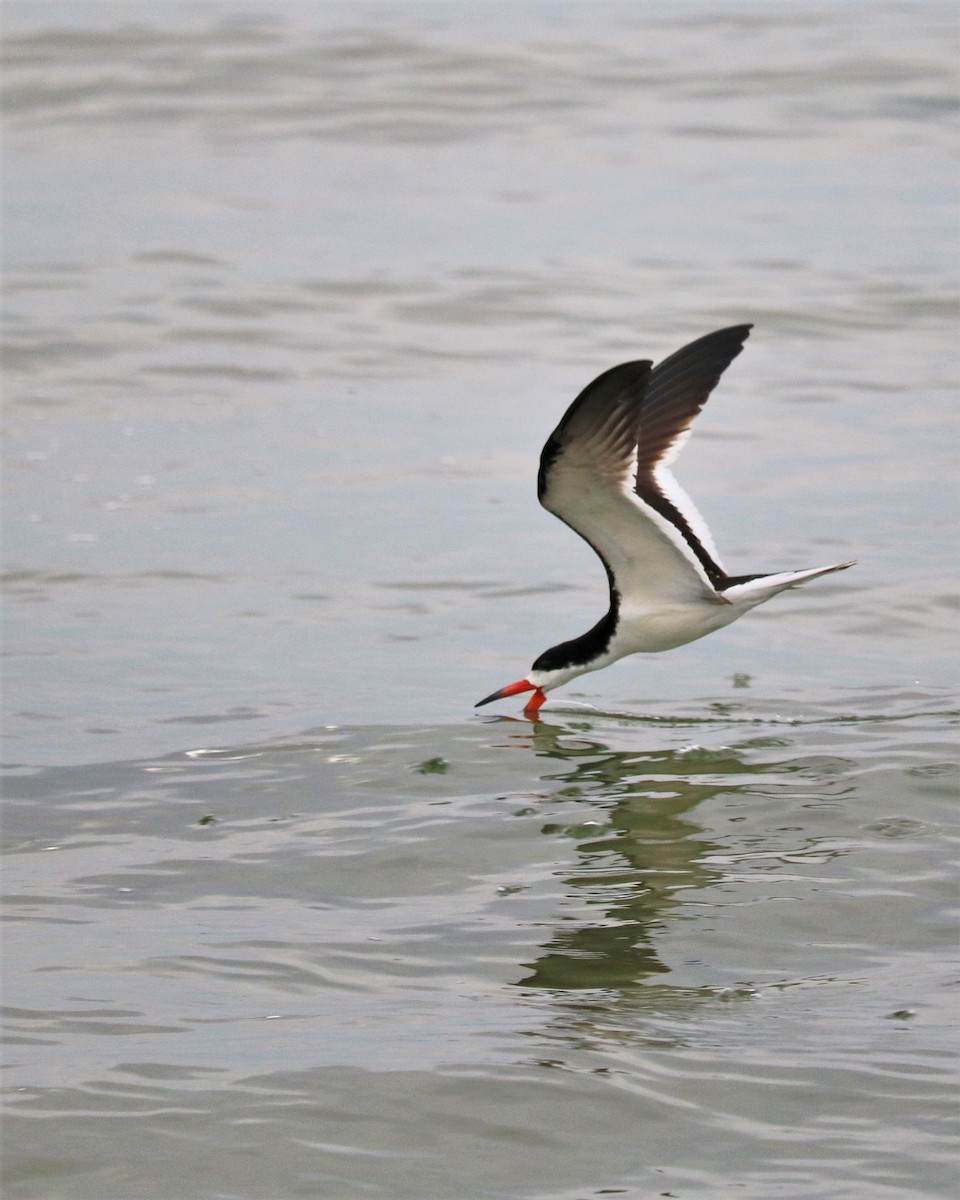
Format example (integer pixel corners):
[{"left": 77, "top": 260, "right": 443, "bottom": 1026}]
[
  {"left": 678, "top": 323, "right": 753, "bottom": 356},
  {"left": 723, "top": 322, "right": 753, "bottom": 349},
  {"left": 644, "top": 323, "right": 754, "bottom": 402},
  {"left": 712, "top": 322, "right": 753, "bottom": 338},
  {"left": 676, "top": 323, "right": 753, "bottom": 353}
]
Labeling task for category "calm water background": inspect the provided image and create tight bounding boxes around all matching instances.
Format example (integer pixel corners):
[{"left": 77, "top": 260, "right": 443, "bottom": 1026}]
[{"left": 2, "top": 2, "right": 958, "bottom": 1197}]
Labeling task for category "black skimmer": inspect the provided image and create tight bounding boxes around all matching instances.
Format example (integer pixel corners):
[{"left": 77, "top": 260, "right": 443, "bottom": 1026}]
[{"left": 476, "top": 325, "right": 854, "bottom": 717}]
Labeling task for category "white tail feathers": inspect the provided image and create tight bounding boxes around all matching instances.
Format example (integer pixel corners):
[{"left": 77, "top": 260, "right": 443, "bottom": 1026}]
[{"left": 721, "top": 560, "right": 855, "bottom": 606}]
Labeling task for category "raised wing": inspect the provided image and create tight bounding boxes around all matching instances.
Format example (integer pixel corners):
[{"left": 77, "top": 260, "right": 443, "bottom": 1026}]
[
  {"left": 637, "top": 324, "right": 752, "bottom": 587},
  {"left": 537, "top": 325, "right": 753, "bottom": 603}
]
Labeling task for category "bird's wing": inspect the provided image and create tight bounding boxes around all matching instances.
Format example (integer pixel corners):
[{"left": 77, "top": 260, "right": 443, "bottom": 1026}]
[
  {"left": 538, "top": 325, "right": 752, "bottom": 603},
  {"left": 636, "top": 324, "right": 752, "bottom": 586}
]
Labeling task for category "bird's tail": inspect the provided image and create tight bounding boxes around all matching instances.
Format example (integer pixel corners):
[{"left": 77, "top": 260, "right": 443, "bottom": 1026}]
[{"left": 721, "top": 560, "right": 855, "bottom": 607}]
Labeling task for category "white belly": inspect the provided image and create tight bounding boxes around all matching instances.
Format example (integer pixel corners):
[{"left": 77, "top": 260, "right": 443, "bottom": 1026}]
[
  {"left": 528, "top": 598, "right": 743, "bottom": 691},
  {"left": 612, "top": 598, "right": 740, "bottom": 654}
]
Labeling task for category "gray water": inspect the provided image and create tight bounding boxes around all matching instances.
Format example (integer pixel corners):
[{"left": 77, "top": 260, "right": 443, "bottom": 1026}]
[{"left": 2, "top": 2, "right": 958, "bottom": 1198}]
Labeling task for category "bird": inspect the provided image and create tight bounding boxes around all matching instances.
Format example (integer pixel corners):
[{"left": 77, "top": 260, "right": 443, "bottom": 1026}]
[{"left": 475, "top": 324, "right": 854, "bottom": 717}]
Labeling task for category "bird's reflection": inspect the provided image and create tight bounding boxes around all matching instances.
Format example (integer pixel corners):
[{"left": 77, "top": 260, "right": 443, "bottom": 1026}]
[{"left": 489, "top": 715, "right": 761, "bottom": 1002}]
